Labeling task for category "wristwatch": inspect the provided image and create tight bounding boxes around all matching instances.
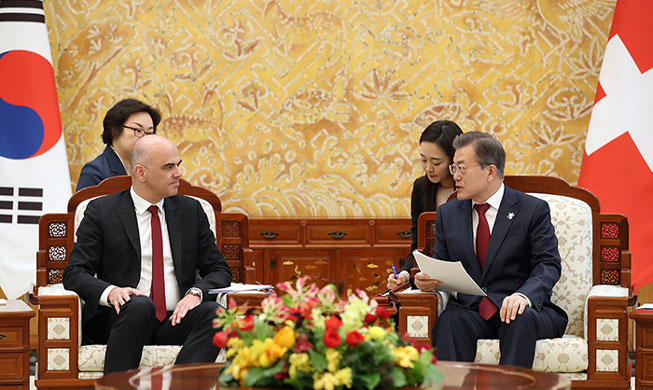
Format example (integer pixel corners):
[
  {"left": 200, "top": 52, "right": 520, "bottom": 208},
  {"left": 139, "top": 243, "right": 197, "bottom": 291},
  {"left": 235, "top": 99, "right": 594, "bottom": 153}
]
[{"left": 186, "top": 287, "right": 203, "bottom": 301}]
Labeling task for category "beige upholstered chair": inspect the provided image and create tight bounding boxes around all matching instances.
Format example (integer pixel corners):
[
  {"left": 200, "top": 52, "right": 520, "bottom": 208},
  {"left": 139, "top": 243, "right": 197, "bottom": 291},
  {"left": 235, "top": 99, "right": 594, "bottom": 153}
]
[
  {"left": 32, "top": 176, "right": 264, "bottom": 390},
  {"left": 390, "top": 176, "right": 633, "bottom": 390}
]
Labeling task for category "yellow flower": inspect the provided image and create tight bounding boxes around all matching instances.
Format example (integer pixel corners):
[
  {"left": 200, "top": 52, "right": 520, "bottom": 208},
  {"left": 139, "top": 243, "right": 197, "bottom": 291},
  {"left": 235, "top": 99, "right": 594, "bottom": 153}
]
[
  {"left": 325, "top": 349, "right": 341, "bottom": 373},
  {"left": 335, "top": 367, "right": 352, "bottom": 388},
  {"left": 289, "top": 352, "right": 312, "bottom": 378},
  {"left": 265, "top": 340, "right": 287, "bottom": 364},
  {"left": 392, "top": 346, "right": 419, "bottom": 368},
  {"left": 366, "top": 325, "right": 386, "bottom": 340},
  {"left": 274, "top": 327, "right": 296, "bottom": 349},
  {"left": 314, "top": 372, "right": 339, "bottom": 390},
  {"left": 226, "top": 337, "right": 243, "bottom": 358}
]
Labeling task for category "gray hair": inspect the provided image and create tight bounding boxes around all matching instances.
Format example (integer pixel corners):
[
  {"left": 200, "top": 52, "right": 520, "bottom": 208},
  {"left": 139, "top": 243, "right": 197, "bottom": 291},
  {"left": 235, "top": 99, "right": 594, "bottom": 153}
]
[{"left": 452, "top": 131, "right": 506, "bottom": 178}]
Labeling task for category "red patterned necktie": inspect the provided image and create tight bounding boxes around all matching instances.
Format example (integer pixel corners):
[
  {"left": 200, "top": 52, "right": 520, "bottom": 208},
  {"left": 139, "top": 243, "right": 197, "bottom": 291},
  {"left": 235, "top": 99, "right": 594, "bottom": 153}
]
[
  {"left": 148, "top": 205, "right": 166, "bottom": 322},
  {"left": 474, "top": 203, "right": 497, "bottom": 320}
]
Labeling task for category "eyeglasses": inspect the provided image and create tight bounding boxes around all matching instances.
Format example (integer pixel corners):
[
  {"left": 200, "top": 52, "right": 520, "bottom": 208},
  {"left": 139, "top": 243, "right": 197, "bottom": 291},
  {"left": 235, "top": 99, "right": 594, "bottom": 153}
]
[
  {"left": 123, "top": 125, "right": 154, "bottom": 138},
  {"left": 449, "top": 164, "right": 483, "bottom": 176}
]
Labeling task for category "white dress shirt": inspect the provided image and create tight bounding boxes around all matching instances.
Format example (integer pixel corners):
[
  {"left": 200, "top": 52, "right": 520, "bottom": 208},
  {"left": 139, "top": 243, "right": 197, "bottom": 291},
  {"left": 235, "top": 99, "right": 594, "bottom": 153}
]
[{"left": 99, "top": 189, "right": 181, "bottom": 310}]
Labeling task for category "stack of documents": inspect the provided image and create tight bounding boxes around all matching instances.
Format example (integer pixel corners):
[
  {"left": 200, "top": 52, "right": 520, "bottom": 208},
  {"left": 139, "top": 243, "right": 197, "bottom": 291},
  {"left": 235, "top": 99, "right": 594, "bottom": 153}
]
[
  {"left": 209, "top": 283, "right": 274, "bottom": 294},
  {"left": 412, "top": 250, "right": 486, "bottom": 296}
]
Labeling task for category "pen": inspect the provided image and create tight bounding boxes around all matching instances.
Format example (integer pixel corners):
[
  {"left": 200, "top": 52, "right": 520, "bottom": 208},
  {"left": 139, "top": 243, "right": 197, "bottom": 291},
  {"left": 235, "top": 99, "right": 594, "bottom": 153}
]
[{"left": 392, "top": 264, "right": 398, "bottom": 280}]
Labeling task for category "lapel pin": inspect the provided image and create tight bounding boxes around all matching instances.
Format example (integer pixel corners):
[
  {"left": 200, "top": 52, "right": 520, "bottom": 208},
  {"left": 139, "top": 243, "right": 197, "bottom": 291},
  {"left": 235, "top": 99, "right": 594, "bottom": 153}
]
[{"left": 507, "top": 212, "right": 515, "bottom": 220}]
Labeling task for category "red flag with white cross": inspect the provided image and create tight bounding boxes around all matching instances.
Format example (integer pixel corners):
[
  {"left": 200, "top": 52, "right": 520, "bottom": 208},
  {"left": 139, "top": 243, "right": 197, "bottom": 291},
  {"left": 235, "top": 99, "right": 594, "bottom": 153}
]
[{"left": 578, "top": 1, "right": 653, "bottom": 291}]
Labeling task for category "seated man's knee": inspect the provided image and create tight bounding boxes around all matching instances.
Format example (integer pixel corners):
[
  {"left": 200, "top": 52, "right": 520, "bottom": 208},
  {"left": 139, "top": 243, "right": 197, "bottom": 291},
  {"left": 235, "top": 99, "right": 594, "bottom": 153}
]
[
  {"left": 192, "top": 301, "right": 221, "bottom": 319},
  {"left": 119, "top": 296, "right": 156, "bottom": 321}
]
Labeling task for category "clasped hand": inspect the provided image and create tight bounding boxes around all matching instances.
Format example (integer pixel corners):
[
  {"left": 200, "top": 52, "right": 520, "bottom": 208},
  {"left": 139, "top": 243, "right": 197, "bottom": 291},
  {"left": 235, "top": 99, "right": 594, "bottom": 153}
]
[{"left": 107, "top": 287, "right": 201, "bottom": 326}]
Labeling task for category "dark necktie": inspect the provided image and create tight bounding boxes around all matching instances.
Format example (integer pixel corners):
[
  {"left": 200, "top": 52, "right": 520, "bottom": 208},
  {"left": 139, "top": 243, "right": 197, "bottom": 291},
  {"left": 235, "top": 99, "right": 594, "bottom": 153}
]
[
  {"left": 474, "top": 203, "right": 497, "bottom": 320},
  {"left": 148, "top": 205, "right": 166, "bottom": 322}
]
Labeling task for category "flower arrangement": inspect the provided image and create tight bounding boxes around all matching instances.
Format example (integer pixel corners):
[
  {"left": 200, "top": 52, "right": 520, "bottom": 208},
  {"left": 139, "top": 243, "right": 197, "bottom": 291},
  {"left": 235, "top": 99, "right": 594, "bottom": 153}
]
[{"left": 213, "top": 277, "right": 442, "bottom": 390}]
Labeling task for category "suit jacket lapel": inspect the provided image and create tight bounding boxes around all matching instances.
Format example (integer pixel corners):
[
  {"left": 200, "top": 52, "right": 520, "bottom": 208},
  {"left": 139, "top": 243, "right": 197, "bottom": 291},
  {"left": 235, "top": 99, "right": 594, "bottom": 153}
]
[
  {"left": 164, "top": 197, "right": 182, "bottom": 280},
  {"left": 460, "top": 200, "right": 482, "bottom": 278},
  {"left": 482, "top": 186, "right": 518, "bottom": 280},
  {"left": 117, "top": 191, "right": 141, "bottom": 259}
]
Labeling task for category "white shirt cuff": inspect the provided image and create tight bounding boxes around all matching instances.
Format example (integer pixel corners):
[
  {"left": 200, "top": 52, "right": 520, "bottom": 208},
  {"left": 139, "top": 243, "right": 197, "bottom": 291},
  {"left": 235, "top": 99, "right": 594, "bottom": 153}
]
[
  {"left": 514, "top": 292, "right": 532, "bottom": 307},
  {"left": 100, "top": 285, "right": 118, "bottom": 306}
]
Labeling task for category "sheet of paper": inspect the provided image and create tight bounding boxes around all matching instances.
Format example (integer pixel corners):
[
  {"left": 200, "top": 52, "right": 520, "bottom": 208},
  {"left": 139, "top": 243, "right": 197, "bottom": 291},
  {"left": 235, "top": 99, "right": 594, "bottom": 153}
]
[
  {"left": 413, "top": 250, "right": 486, "bottom": 296},
  {"left": 209, "top": 283, "right": 274, "bottom": 294},
  {"left": 638, "top": 303, "right": 653, "bottom": 310}
]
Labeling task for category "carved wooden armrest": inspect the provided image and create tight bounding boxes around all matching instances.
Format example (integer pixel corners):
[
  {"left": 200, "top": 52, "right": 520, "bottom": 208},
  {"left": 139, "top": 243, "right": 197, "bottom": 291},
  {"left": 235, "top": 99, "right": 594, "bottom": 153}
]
[
  {"left": 584, "top": 286, "right": 630, "bottom": 383},
  {"left": 35, "top": 285, "right": 81, "bottom": 380}
]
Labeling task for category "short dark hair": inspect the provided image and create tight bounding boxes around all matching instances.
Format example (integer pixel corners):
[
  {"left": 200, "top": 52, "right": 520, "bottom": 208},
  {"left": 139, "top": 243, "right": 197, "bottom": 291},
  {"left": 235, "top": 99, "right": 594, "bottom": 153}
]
[
  {"left": 452, "top": 131, "right": 506, "bottom": 178},
  {"left": 101, "top": 99, "right": 162, "bottom": 145},
  {"left": 419, "top": 120, "right": 464, "bottom": 211}
]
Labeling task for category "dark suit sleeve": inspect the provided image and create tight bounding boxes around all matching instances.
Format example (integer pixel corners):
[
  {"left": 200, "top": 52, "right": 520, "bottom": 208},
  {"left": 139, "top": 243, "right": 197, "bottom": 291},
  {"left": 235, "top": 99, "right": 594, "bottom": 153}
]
[
  {"left": 432, "top": 203, "right": 450, "bottom": 263},
  {"left": 517, "top": 200, "right": 562, "bottom": 309},
  {"left": 76, "top": 162, "right": 105, "bottom": 192},
  {"left": 63, "top": 200, "right": 112, "bottom": 305},
  {"left": 401, "top": 179, "right": 423, "bottom": 273},
  {"left": 191, "top": 201, "right": 232, "bottom": 300}
]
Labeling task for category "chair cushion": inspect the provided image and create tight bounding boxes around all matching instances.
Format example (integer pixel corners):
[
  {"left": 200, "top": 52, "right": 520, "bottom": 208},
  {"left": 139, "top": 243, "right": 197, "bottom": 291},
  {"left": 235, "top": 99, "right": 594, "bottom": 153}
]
[
  {"left": 529, "top": 193, "right": 593, "bottom": 338},
  {"left": 79, "top": 345, "right": 226, "bottom": 372},
  {"left": 474, "top": 335, "right": 588, "bottom": 372}
]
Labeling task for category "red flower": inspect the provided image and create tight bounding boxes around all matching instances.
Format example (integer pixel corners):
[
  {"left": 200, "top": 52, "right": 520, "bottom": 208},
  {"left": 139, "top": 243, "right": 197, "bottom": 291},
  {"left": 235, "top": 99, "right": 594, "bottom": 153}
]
[
  {"left": 375, "top": 306, "right": 391, "bottom": 320},
  {"left": 323, "top": 329, "right": 341, "bottom": 348},
  {"left": 324, "top": 315, "right": 342, "bottom": 331},
  {"left": 345, "top": 330, "right": 364, "bottom": 347},
  {"left": 238, "top": 314, "right": 255, "bottom": 331},
  {"left": 294, "top": 333, "right": 314, "bottom": 353},
  {"left": 364, "top": 313, "right": 377, "bottom": 323},
  {"left": 213, "top": 331, "right": 229, "bottom": 348}
]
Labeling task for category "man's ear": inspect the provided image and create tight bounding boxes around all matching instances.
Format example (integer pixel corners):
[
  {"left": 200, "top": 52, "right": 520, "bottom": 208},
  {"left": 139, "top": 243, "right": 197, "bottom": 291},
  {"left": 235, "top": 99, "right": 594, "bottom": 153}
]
[
  {"left": 133, "top": 164, "right": 146, "bottom": 182},
  {"left": 486, "top": 164, "right": 498, "bottom": 182}
]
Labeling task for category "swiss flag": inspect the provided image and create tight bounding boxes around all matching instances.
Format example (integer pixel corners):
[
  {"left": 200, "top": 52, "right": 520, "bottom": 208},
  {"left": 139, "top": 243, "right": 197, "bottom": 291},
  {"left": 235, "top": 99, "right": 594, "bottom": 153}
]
[{"left": 578, "top": 1, "right": 653, "bottom": 291}]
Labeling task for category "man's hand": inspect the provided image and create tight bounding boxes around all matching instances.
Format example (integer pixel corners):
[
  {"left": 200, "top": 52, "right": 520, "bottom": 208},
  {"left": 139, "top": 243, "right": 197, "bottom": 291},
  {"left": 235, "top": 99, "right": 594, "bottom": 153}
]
[
  {"left": 500, "top": 294, "right": 528, "bottom": 324},
  {"left": 107, "top": 287, "right": 146, "bottom": 314},
  {"left": 386, "top": 272, "right": 408, "bottom": 290},
  {"left": 170, "top": 293, "right": 201, "bottom": 326},
  {"left": 414, "top": 272, "right": 442, "bottom": 292}
]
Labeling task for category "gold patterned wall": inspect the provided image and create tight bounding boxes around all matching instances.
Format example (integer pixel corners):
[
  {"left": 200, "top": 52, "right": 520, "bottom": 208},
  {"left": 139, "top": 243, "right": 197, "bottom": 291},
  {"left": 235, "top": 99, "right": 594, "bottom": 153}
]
[{"left": 45, "top": 0, "right": 616, "bottom": 217}]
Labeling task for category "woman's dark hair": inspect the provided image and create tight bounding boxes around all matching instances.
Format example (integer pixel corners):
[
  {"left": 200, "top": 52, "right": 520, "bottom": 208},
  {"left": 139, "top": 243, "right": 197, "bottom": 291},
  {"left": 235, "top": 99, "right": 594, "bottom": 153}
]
[
  {"left": 101, "top": 98, "right": 162, "bottom": 145},
  {"left": 419, "top": 120, "right": 463, "bottom": 211}
]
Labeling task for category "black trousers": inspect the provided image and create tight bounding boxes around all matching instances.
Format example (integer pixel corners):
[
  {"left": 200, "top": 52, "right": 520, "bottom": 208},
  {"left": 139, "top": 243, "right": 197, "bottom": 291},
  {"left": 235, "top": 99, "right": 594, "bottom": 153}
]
[
  {"left": 84, "top": 296, "right": 221, "bottom": 374},
  {"left": 432, "top": 302, "right": 566, "bottom": 368}
]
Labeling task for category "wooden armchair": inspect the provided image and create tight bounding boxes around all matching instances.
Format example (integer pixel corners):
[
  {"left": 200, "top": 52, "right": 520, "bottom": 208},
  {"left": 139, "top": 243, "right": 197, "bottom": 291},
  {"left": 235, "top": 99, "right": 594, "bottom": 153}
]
[
  {"left": 31, "top": 176, "right": 264, "bottom": 390},
  {"left": 390, "top": 175, "right": 633, "bottom": 390}
]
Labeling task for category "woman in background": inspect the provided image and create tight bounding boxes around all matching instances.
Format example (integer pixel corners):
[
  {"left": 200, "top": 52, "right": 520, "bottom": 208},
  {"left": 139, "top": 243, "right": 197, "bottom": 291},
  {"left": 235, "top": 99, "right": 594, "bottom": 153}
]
[
  {"left": 76, "top": 98, "right": 161, "bottom": 191},
  {"left": 386, "top": 120, "right": 463, "bottom": 289}
]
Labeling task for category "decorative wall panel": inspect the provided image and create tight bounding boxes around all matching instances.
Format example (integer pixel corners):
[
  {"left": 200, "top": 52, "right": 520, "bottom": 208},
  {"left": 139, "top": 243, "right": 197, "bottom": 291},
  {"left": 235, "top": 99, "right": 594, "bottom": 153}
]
[{"left": 45, "top": 0, "right": 616, "bottom": 217}]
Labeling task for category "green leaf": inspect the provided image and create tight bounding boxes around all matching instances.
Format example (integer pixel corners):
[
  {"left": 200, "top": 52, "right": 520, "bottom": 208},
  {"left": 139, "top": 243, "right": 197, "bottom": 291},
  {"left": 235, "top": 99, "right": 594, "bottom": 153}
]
[
  {"left": 253, "top": 316, "right": 270, "bottom": 341},
  {"left": 390, "top": 366, "right": 407, "bottom": 388},
  {"left": 243, "top": 361, "right": 284, "bottom": 387},
  {"left": 357, "top": 372, "right": 381, "bottom": 390},
  {"left": 308, "top": 348, "right": 328, "bottom": 372},
  {"left": 424, "top": 365, "right": 443, "bottom": 385},
  {"left": 218, "top": 368, "right": 235, "bottom": 386}
]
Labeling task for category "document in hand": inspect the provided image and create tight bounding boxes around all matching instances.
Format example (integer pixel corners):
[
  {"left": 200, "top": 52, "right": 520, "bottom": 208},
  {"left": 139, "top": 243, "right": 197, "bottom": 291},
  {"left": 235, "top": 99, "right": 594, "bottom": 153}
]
[
  {"left": 412, "top": 250, "right": 486, "bottom": 296},
  {"left": 208, "top": 283, "right": 274, "bottom": 294}
]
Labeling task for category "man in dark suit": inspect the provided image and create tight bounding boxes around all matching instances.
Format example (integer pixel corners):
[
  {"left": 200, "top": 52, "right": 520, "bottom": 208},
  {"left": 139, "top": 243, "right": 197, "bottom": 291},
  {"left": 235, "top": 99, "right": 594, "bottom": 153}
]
[
  {"left": 414, "top": 131, "right": 567, "bottom": 368},
  {"left": 63, "top": 135, "right": 232, "bottom": 374},
  {"left": 76, "top": 98, "right": 161, "bottom": 191}
]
